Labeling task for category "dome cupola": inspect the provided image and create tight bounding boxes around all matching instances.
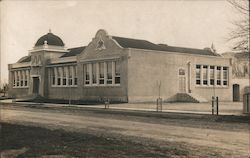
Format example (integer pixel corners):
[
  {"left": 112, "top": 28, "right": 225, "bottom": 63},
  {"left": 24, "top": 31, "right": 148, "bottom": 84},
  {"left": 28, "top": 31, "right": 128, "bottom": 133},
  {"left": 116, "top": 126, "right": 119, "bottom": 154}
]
[{"left": 35, "top": 30, "right": 64, "bottom": 47}]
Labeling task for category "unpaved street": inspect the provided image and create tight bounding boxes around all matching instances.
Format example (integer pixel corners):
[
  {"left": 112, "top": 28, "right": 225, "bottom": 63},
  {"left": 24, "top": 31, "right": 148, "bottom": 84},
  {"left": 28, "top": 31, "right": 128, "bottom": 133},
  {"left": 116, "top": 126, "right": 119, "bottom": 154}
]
[{"left": 1, "top": 103, "right": 250, "bottom": 157}]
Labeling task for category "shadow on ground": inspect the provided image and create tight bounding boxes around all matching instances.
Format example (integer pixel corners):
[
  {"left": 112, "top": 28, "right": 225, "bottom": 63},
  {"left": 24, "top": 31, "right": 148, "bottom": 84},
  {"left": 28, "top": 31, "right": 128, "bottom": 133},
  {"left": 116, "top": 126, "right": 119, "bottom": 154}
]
[{"left": 0, "top": 123, "right": 230, "bottom": 158}]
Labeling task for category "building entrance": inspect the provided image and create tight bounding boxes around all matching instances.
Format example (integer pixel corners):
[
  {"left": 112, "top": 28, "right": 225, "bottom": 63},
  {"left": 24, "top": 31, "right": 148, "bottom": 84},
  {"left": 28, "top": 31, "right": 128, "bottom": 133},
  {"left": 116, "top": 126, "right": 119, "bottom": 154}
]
[
  {"left": 33, "top": 77, "right": 40, "bottom": 94},
  {"left": 179, "top": 69, "right": 186, "bottom": 93},
  {"left": 233, "top": 84, "right": 240, "bottom": 101}
]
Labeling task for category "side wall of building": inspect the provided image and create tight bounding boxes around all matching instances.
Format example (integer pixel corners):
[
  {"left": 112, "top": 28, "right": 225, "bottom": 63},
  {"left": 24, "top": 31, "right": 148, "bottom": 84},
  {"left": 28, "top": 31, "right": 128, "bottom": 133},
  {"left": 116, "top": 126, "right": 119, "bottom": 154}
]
[
  {"left": 8, "top": 65, "right": 31, "bottom": 98},
  {"left": 127, "top": 49, "right": 232, "bottom": 102},
  {"left": 46, "top": 54, "right": 129, "bottom": 102}
]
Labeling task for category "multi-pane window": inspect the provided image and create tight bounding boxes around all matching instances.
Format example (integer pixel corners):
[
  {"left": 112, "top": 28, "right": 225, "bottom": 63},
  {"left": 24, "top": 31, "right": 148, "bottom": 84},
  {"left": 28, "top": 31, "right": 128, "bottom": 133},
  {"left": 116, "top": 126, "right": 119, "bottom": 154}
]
[
  {"left": 24, "top": 71, "right": 28, "bottom": 86},
  {"left": 52, "top": 68, "right": 56, "bottom": 85},
  {"left": 16, "top": 72, "right": 20, "bottom": 87},
  {"left": 195, "top": 64, "right": 228, "bottom": 87},
  {"left": 210, "top": 66, "right": 215, "bottom": 85},
  {"left": 13, "top": 72, "right": 16, "bottom": 87},
  {"left": 115, "top": 61, "right": 121, "bottom": 84},
  {"left": 20, "top": 71, "right": 24, "bottom": 87},
  {"left": 84, "top": 64, "right": 90, "bottom": 85},
  {"left": 73, "top": 66, "right": 77, "bottom": 85},
  {"left": 83, "top": 60, "right": 121, "bottom": 86},
  {"left": 216, "top": 66, "right": 221, "bottom": 85},
  {"left": 99, "top": 62, "right": 105, "bottom": 84},
  {"left": 57, "top": 67, "right": 61, "bottom": 86},
  {"left": 50, "top": 65, "right": 77, "bottom": 87},
  {"left": 203, "top": 65, "right": 208, "bottom": 85},
  {"left": 223, "top": 67, "right": 228, "bottom": 86},
  {"left": 12, "top": 70, "right": 29, "bottom": 88},
  {"left": 92, "top": 63, "right": 97, "bottom": 84},
  {"left": 107, "top": 61, "right": 112, "bottom": 84},
  {"left": 62, "top": 67, "right": 67, "bottom": 85},
  {"left": 196, "top": 65, "right": 201, "bottom": 85},
  {"left": 68, "top": 66, "right": 73, "bottom": 86}
]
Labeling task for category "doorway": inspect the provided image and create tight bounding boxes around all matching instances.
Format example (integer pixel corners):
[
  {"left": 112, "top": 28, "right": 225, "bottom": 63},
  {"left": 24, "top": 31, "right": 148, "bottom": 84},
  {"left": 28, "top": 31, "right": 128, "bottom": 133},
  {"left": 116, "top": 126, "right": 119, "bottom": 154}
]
[
  {"left": 33, "top": 77, "right": 40, "bottom": 94},
  {"left": 233, "top": 84, "right": 240, "bottom": 101},
  {"left": 179, "top": 69, "right": 186, "bottom": 93}
]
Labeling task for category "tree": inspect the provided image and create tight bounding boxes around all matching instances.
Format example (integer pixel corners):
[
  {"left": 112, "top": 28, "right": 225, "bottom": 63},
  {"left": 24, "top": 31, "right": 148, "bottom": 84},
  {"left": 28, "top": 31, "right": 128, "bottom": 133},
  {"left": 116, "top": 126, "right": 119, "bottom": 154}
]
[
  {"left": 0, "top": 83, "right": 9, "bottom": 97},
  {"left": 227, "top": 0, "right": 249, "bottom": 51}
]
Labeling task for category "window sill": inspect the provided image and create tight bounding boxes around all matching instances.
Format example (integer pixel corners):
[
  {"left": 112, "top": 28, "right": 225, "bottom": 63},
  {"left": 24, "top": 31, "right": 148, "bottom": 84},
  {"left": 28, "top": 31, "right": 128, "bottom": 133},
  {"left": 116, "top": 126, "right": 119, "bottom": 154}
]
[
  {"left": 195, "top": 85, "right": 229, "bottom": 88},
  {"left": 13, "top": 86, "right": 29, "bottom": 89},
  {"left": 84, "top": 84, "right": 121, "bottom": 88},
  {"left": 51, "top": 85, "right": 78, "bottom": 88}
]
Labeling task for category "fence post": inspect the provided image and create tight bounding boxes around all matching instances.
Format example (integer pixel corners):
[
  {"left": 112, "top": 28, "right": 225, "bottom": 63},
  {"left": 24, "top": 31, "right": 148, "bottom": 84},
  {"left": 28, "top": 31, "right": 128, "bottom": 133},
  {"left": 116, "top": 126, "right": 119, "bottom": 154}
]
[
  {"left": 104, "top": 98, "right": 110, "bottom": 109},
  {"left": 216, "top": 96, "right": 219, "bottom": 115},
  {"left": 212, "top": 96, "right": 214, "bottom": 115},
  {"left": 156, "top": 98, "right": 162, "bottom": 112},
  {"left": 156, "top": 98, "right": 159, "bottom": 112}
]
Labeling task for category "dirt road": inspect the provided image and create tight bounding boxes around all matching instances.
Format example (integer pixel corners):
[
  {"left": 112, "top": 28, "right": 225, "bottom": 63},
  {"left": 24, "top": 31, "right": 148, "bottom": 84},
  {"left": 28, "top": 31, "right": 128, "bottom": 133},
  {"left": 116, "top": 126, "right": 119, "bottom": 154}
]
[{"left": 1, "top": 104, "right": 249, "bottom": 157}]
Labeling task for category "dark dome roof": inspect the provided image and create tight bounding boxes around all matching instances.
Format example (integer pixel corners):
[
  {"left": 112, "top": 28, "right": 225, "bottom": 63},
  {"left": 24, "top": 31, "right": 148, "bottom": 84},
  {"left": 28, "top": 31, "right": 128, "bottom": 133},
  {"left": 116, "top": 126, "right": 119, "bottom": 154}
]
[{"left": 35, "top": 32, "right": 64, "bottom": 46}]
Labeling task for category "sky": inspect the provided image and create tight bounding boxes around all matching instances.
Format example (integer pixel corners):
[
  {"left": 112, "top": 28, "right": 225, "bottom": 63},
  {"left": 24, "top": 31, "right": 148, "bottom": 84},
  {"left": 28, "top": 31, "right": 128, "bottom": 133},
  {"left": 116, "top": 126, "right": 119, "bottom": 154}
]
[{"left": 0, "top": 0, "right": 240, "bottom": 84}]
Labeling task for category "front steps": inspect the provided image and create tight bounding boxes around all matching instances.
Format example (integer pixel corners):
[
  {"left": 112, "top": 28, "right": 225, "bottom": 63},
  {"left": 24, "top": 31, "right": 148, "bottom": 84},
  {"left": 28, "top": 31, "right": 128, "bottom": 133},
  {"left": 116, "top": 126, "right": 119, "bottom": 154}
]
[{"left": 176, "top": 93, "right": 208, "bottom": 103}]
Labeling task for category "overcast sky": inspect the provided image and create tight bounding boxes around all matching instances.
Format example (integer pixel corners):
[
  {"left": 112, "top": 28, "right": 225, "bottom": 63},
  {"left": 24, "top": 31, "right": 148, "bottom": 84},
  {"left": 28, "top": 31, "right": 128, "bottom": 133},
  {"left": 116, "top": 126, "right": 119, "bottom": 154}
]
[{"left": 0, "top": 0, "right": 239, "bottom": 84}]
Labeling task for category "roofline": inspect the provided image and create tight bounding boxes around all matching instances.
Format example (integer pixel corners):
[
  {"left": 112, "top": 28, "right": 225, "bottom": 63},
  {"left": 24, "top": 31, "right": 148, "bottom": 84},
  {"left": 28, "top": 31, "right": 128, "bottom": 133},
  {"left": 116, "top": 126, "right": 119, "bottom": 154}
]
[{"left": 127, "top": 48, "right": 228, "bottom": 60}]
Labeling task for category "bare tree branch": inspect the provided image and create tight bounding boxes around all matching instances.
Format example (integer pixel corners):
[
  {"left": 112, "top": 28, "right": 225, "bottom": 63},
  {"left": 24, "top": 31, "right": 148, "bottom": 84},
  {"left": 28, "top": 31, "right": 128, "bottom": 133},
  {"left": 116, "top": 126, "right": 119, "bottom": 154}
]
[{"left": 227, "top": 0, "right": 249, "bottom": 51}]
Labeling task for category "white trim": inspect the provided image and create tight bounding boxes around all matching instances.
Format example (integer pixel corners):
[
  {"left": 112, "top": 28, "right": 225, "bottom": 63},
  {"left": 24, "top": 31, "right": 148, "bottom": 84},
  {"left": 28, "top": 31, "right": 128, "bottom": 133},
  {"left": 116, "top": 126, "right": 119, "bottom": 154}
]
[
  {"left": 80, "top": 56, "right": 120, "bottom": 63},
  {"left": 11, "top": 63, "right": 31, "bottom": 69},
  {"left": 29, "top": 46, "right": 69, "bottom": 53}
]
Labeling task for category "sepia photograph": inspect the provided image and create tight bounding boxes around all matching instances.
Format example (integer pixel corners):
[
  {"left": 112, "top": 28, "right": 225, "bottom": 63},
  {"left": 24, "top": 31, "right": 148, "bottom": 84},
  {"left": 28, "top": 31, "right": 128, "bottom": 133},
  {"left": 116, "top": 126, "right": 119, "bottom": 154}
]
[{"left": 0, "top": 0, "right": 249, "bottom": 157}]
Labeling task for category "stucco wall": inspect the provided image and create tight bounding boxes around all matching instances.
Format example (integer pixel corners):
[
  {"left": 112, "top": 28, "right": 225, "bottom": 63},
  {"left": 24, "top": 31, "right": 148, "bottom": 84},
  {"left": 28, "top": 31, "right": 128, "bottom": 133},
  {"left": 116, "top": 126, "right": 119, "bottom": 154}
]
[{"left": 127, "top": 49, "right": 232, "bottom": 102}]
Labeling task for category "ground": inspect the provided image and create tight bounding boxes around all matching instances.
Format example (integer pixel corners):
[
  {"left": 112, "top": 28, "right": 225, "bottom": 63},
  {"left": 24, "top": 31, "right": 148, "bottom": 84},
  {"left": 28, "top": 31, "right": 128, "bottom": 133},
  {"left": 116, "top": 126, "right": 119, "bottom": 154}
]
[{"left": 0, "top": 103, "right": 250, "bottom": 157}]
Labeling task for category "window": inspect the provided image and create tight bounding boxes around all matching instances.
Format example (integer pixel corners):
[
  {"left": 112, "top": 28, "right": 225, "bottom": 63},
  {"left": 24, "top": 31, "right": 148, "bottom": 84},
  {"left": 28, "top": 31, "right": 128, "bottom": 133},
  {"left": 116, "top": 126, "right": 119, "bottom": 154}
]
[
  {"left": 196, "top": 65, "right": 201, "bottom": 85},
  {"left": 51, "top": 68, "right": 56, "bottom": 85},
  {"left": 223, "top": 67, "right": 228, "bottom": 86},
  {"left": 216, "top": 66, "right": 221, "bottom": 85},
  {"left": 107, "top": 61, "right": 112, "bottom": 84},
  {"left": 83, "top": 60, "right": 121, "bottom": 87},
  {"left": 99, "top": 62, "right": 105, "bottom": 84},
  {"left": 57, "top": 67, "right": 61, "bottom": 86},
  {"left": 24, "top": 71, "right": 28, "bottom": 86},
  {"left": 92, "top": 63, "right": 97, "bottom": 84},
  {"left": 68, "top": 66, "right": 73, "bottom": 86},
  {"left": 210, "top": 66, "right": 215, "bottom": 85},
  {"left": 73, "top": 66, "right": 77, "bottom": 85},
  {"left": 13, "top": 72, "right": 16, "bottom": 87},
  {"left": 20, "top": 71, "right": 24, "bottom": 87},
  {"left": 196, "top": 64, "right": 228, "bottom": 87},
  {"left": 115, "top": 61, "right": 121, "bottom": 84},
  {"left": 17, "top": 72, "right": 20, "bottom": 87},
  {"left": 203, "top": 65, "right": 208, "bottom": 85},
  {"left": 62, "top": 67, "right": 67, "bottom": 86},
  {"left": 84, "top": 64, "right": 90, "bottom": 85}
]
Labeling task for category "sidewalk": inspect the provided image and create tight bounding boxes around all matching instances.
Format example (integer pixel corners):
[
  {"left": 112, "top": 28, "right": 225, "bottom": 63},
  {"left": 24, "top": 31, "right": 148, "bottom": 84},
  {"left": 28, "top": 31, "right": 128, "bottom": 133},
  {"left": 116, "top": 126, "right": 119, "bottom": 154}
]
[{"left": 0, "top": 99, "right": 246, "bottom": 116}]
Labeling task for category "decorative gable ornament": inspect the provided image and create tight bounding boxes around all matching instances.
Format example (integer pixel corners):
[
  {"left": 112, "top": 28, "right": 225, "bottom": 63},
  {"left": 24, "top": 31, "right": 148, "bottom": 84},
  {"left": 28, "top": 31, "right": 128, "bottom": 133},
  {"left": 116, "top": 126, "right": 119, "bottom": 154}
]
[{"left": 96, "top": 38, "right": 106, "bottom": 50}]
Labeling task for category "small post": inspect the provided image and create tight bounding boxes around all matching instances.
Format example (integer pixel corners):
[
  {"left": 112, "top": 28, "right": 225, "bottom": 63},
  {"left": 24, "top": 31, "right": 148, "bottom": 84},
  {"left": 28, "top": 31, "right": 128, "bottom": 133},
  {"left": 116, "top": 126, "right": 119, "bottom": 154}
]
[
  {"left": 212, "top": 96, "right": 214, "bottom": 115},
  {"left": 160, "top": 98, "right": 162, "bottom": 111},
  {"left": 156, "top": 98, "right": 162, "bottom": 112},
  {"left": 104, "top": 98, "right": 110, "bottom": 109},
  {"left": 156, "top": 98, "right": 158, "bottom": 112},
  {"left": 216, "top": 96, "right": 219, "bottom": 115}
]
